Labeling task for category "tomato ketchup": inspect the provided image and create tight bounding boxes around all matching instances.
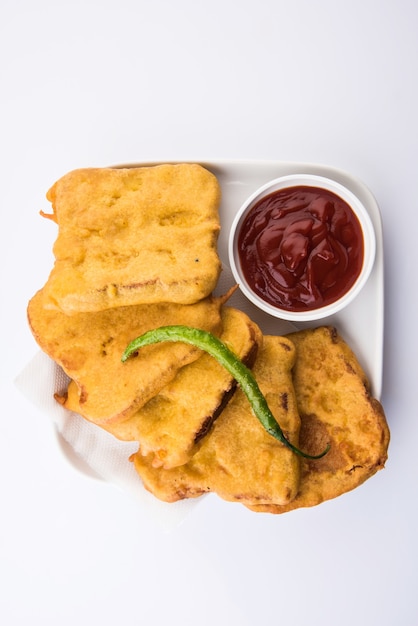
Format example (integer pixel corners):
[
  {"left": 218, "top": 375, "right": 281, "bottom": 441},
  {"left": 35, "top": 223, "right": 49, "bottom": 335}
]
[{"left": 237, "top": 186, "right": 364, "bottom": 312}]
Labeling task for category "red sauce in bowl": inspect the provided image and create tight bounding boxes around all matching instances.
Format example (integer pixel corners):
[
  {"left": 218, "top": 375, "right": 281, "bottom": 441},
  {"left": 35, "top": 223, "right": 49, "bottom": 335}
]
[{"left": 237, "top": 186, "right": 364, "bottom": 312}]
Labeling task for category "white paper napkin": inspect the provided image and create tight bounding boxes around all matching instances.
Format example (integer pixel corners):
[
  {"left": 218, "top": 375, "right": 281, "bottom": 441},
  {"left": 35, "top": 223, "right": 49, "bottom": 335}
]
[{"left": 14, "top": 349, "right": 205, "bottom": 530}]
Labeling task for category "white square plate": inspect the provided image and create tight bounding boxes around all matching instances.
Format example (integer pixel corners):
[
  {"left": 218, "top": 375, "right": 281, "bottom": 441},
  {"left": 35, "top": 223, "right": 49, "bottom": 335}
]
[{"left": 17, "top": 160, "right": 384, "bottom": 527}]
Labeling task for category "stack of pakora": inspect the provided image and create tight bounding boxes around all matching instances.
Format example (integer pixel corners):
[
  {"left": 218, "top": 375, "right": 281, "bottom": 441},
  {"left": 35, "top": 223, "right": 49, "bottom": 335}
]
[{"left": 28, "top": 163, "right": 390, "bottom": 514}]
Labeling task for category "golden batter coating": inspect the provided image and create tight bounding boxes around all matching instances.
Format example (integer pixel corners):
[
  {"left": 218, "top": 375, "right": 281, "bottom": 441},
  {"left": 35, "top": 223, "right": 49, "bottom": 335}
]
[
  {"left": 40, "top": 163, "right": 222, "bottom": 314},
  {"left": 247, "top": 326, "right": 390, "bottom": 514},
  {"left": 28, "top": 287, "right": 225, "bottom": 424},
  {"left": 103, "top": 307, "right": 263, "bottom": 469},
  {"left": 131, "top": 336, "right": 302, "bottom": 507}
]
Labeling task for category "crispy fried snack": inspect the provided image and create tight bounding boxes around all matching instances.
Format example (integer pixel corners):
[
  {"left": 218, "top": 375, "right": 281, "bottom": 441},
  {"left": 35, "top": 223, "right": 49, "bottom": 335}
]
[
  {"left": 248, "top": 326, "right": 390, "bottom": 514},
  {"left": 40, "top": 164, "right": 222, "bottom": 314},
  {"left": 28, "top": 287, "right": 226, "bottom": 424},
  {"left": 103, "top": 306, "right": 263, "bottom": 468},
  {"left": 131, "top": 336, "right": 302, "bottom": 506}
]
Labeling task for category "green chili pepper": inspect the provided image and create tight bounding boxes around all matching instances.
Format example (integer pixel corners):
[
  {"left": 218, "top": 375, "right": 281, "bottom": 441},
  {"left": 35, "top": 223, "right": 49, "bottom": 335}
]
[{"left": 122, "top": 325, "right": 329, "bottom": 460}]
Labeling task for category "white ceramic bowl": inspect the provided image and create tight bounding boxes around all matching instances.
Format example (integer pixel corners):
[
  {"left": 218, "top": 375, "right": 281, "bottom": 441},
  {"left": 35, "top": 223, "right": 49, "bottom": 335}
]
[{"left": 228, "top": 174, "right": 376, "bottom": 322}]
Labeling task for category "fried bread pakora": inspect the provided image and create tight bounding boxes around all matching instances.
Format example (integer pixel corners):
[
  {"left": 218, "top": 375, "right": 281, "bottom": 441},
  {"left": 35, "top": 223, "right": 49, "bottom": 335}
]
[
  {"left": 247, "top": 326, "right": 390, "bottom": 514},
  {"left": 40, "top": 164, "right": 222, "bottom": 314},
  {"left": 28, "top": 287, "right": 227, "bottom": 424},
  {"left": 131, "top": 335, "right": 302, "bottom": 506},
  {"left": 102, "top": 307, "right": 263, "bottom": 469}
]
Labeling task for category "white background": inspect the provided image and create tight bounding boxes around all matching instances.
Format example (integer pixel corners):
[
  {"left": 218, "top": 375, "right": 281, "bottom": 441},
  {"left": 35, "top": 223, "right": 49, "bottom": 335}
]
[{"left": 1, "top": 1, "right": 417, "bottom": 624}]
